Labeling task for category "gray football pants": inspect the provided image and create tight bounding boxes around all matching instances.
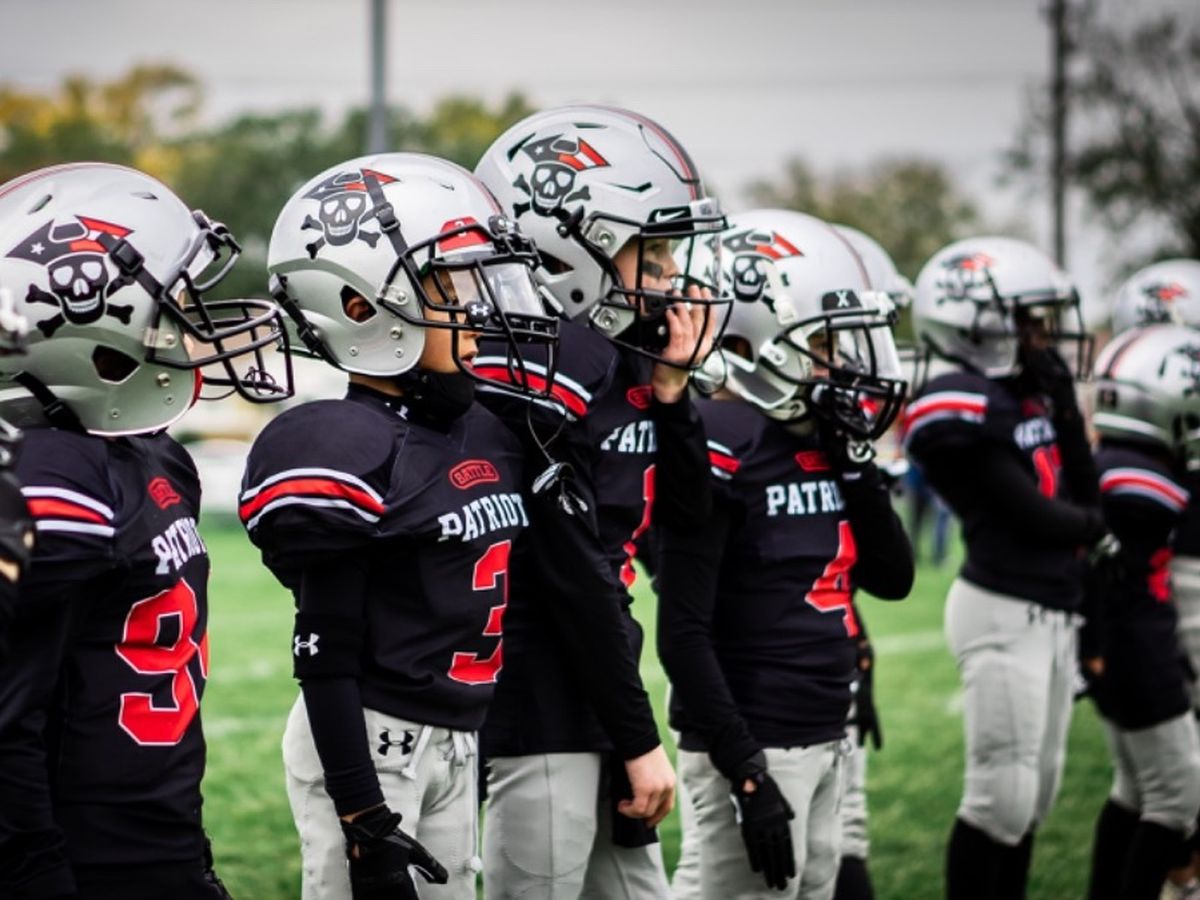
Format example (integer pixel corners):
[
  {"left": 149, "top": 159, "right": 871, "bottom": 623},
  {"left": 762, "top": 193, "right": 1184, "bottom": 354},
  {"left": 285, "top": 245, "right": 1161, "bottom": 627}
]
[
  {"left": 1172, "top": 555, "right": 1200, "bottom": 709},
  {"left": 944, "top": 578, "right": 1078, "bottom": 846},
  {"left": 281, "top": 696, "right": 481, "bottom": 900},
  {"left": 677, "top": 742, "right": 845, "bottom": 900},
  {"left": 482, "top": 752, "right": 670, "bottom": 900},
  {"left": 839, "top": 720, "right": 869, "bottom": 861},
  {"left": 1102, "top": 711, "right": 1200, "bottom": 833}
]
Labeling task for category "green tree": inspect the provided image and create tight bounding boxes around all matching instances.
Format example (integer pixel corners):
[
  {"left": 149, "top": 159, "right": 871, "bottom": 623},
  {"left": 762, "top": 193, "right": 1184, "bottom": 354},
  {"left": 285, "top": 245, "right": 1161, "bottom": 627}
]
[
  {"left": 1009, "top": 10, "right": 1200, "bottom": 263},
  {"left": 746, "top": 157, "right": 980, "bottom": 281}
]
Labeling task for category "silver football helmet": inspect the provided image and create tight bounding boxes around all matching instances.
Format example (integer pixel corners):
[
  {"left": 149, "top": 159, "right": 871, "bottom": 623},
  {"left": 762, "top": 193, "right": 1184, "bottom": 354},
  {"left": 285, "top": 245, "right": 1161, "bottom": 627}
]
[
  {"left": 686, "top": 209, "right": 906, "bottom": 438},
  {"left": 913, "top": 235, "right": 1090, "bottom": 379},
  {"left": 1111, "top": 258, "right": 1200, "bottom": 334},
  {"left": 268, "top": 153, "right": 557, "bottom": 398},
  {"left": 1093, "top": 323, "right": 1200, "bottom": 471},
  {"left": 0, "top": 162, "right": 291, "bottom": 436},
  {"left": 475, "top": 104, "right": 727, "bottom": 367}
]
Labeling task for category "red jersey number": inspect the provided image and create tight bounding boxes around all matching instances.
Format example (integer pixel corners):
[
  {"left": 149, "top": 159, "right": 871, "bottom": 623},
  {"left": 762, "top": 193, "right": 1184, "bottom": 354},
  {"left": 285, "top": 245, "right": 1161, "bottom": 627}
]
[
  {"left": 805, "top": 521, "right": 860, "bottom": 637},
  {"left": 620, "top": 465, "right": 656, "bottom": 589},
  {"left": 448, "top": 539, "right": 511, "bottom": 685},
  {"left": 1032, "top": 444, "right": 1062, "bottom": 498},
  {"left": 114, "top": 579, "right": 208, "bottom": 746}
]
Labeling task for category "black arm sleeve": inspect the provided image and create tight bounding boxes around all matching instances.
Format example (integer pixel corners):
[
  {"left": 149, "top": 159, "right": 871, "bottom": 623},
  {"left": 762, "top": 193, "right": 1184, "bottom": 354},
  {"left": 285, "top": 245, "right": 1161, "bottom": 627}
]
[
  {"left": 1052, "top": 404, "right": 1101, "bottom": 507},
  {"left": 921, "top": 444, "right": 1103, "bottom": 546},
  {"left": 295, "top": 562, "right": 384, "bottom": 817},
  {"left": 651, "top": 392, "right": 712, "bottom": 529},
  {"left": 840, "top": 466, "right": 914, "bottom": 600},
  {"left": 656, "top": 502, "right": 760, "bottom": 780}
]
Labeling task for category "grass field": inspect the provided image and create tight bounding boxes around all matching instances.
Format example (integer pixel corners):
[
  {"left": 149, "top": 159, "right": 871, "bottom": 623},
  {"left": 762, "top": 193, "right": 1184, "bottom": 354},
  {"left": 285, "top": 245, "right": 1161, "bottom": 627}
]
[{"left": 200, "top": 519, "right": 1111, "bottom": 899}]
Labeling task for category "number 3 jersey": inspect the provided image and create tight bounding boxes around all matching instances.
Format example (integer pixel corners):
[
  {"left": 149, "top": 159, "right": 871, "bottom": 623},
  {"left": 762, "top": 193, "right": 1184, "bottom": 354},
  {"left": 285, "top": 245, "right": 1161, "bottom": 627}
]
[
  {"left": 659, "top": 399, "right": 911, "bottom": 772},
  {"left": 0, "top": 427, "right": 211, "bottom": 870},
  {"left": 240, "top": 385, "right": 526, "bottom": 732}
]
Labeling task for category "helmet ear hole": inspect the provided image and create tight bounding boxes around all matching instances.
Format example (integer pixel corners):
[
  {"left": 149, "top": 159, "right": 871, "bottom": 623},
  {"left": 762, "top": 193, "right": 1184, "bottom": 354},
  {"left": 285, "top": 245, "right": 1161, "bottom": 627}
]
[
  {"left": 538, "top": 251, "right": 573, "bottom": 275},
  {"left": 721, "top": 335, "right": 752, "bottom": 364},
  {"left": 92, "top": 346, "right": 139, "bottom": 384},
  {"left": 340, "top": 286, "right": 376, "bottom": 323}
]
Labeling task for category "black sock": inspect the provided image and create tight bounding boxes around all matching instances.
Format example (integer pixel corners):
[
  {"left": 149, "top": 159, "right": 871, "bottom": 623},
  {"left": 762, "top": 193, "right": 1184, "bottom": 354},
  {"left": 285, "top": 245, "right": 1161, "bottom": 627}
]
[
  {"left": 995, "top": 830, "right": 1035, "bottom": 900},
  {"left": 1087, "top": 800, "right": 1140, "bottom": 900},
  {"left": 947, "top": 817, "right": 1003, "bottom": 900},
  {"left": 834, "top": 854, "right": 875, "bottom": 900},
  {"left": 1122, "top": 820, "right": 1187, "bottom": 900}
]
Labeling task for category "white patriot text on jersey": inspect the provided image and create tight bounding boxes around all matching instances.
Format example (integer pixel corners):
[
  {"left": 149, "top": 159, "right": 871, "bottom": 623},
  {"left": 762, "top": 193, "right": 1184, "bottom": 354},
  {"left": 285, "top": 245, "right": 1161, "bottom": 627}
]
[
  {"left": 153, "top": 515, "right": 207, "bottom": 575},
  {"left": 438, "top": 491, "right": 529, "bottom": 543},
  {"left": 765, "top": 480, "right": 845, "bottom": 518}
]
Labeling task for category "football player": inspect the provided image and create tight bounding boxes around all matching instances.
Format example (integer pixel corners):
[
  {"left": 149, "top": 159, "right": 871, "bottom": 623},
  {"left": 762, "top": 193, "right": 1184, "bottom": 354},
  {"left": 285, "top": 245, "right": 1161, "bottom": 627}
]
[
  {"left": 240, "top": 153, "right": 558, "bottom": 900},
  {"left": 906, "top": 236, "right": 1107, "bottom": 900},
  {"left": 472, "top": 105, "right": 726, "bottom": 898},
  {"left": 0, "top": 162, "right": 292, "bottom": 899},
  {"left": 657, "top": 209, "right": 913, "bottom": 899},
  {"left": 0, "top": 287, "right": 33, "bottom": 669},
  {"left": 1081, "top": 323, "right": 1200, "bottom": 900}
]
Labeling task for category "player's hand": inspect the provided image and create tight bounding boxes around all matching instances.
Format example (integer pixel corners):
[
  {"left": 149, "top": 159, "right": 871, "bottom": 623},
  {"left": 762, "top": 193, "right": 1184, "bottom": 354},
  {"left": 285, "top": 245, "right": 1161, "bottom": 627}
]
[
  {"left": 854, "top": 639, "right": 883, "bottom": 751},
  {"left": 651, "top": 284, "right": 718, "bottom": 403},
  {"left": 620, "top": 744, "right": 676, "bottom": 827},
  {"left": 340, "top": 805, "right": 448, "bottom": 900},
  {"left": 1021, "top": 345, "right": 1079, "bottom": 417},
  {"left": 731, "top": 752, "right": 795, "bottom": 890},
  {"left": 814, "top": 400, "right": 875, "bottom": 473}
]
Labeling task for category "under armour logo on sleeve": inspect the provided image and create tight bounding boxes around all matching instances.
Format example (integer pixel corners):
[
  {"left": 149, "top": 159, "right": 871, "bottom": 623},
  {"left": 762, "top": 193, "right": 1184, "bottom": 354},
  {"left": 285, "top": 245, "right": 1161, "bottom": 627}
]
[{"left": 293, "top": 633, "right": 320, "bottom": 657}]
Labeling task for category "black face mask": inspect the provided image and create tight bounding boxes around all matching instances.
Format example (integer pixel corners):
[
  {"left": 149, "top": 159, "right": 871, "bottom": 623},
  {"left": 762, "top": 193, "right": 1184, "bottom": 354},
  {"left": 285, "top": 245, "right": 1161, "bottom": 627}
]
[{"left": 393, "top": 368, "right": 476, "bottom": 426}]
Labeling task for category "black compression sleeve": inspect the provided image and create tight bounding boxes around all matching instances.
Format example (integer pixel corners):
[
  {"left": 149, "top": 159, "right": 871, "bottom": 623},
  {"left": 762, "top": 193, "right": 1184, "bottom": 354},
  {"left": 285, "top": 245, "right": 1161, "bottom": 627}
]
[
  {"left": 921, "top": 443, "right": 1103, "bottom": 546},
  {"left": 1053, "top": 405, "right": 1101, "bottom": 507},
  {"left": 296, "top": 562, "right": 383, "bottom": 817},
  {"left": 656, "top": 503, "right": 761, "bottom": 780},
  {"left": 839, "top": 465, "right": 914, "bottom": 600},
  {"left": 651, "top": 392, "right": 712, "bottom": 529}
]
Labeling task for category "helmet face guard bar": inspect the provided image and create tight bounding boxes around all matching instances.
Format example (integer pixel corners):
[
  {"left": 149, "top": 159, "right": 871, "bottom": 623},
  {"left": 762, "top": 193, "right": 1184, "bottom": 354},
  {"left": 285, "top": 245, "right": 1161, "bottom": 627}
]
[
  {"left": 569, "top": 202, "right": 731, "bottom": 370},
  {"left": 101, "top": 212, "right": 294, "bottom": 404},
  {"left": 770, "top": 308, "right": 908, "bottom": 440},
  {"left": 370, "top": 203, "right": 560, "bottom": 405}
]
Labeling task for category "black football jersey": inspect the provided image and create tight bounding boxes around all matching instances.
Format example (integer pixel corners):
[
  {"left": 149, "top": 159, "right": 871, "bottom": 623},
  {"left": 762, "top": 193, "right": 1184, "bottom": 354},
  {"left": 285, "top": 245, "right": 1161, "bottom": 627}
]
[
  {"left": 905, "top": 370, "right": 1085, "bottom": 609},
  {"left": 240, "top": 386, "right": 525, "bottom": 732},
  {"left": 474, "top": 321, "right": 663, "bottom": 756},
  {"left": 0, "top": 428, "right": 211, "bottom": 870},
  {"left": 672, "top": 399, "right": 864, "bottom": 751},
  {"left": 1173, "top": 471, "right": 1200, "bottom": 559},
  {"left": 1090, "top": 443, "right": 1191, "bottom": 729}
]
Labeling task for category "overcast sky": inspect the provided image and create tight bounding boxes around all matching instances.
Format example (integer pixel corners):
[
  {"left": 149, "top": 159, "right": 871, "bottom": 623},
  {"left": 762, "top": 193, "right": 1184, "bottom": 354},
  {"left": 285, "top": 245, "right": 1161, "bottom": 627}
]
[{"left": 1, "top": 0, "right": 1190, "bottom": 319}]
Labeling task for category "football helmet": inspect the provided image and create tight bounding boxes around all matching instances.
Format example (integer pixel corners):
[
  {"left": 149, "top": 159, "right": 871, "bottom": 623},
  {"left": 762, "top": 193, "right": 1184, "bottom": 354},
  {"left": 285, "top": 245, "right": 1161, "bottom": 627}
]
[
  {"left": 686, "top": 209, "right": 906, "bottom": 439},
  {"left": 1111, "top": 258, "right": 1200, "bottom": 334},
  {"left": 475, "top": 104, "right": 727, "bottom": 367},
  {"left": 268, "top": 153, "right": 557, "bottom": 398},
  {"left": 913, "top": 235, "right": 1090, "bottom": 379},
  {"left": 0, "top": 162, "right": 291, "bottom": 436},
  {"left": 1093, "top": 323, "right": 1200, "bottom": 471}
]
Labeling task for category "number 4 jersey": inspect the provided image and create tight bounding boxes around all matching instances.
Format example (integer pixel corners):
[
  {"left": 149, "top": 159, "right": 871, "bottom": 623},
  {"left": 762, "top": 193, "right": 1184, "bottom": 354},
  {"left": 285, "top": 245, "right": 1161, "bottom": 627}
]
[
  {"left": 240, "top": 385, "right": 526, "bottom": 732},
  {"left": 2, "top": 427, "right": 211, "bottom": 869}
]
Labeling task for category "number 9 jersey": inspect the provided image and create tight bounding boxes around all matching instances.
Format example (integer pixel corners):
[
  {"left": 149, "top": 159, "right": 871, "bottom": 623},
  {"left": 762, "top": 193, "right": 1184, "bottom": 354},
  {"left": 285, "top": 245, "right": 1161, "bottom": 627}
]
[{"left": 1, "top": 427, "right": 211, "bottom": 872}]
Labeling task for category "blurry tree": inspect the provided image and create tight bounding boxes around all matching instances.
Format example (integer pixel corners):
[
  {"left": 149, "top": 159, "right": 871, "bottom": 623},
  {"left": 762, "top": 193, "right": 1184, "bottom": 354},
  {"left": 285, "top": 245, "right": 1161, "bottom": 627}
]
[
  {"left": 746, "top": 157, "right": 980, "bottom": 281},
  {"left": 1008, "top": 10, "right": 1200, "bottom": 262},
  {"left": 0, "top": 65, "right": 200, "bottom": 183}
]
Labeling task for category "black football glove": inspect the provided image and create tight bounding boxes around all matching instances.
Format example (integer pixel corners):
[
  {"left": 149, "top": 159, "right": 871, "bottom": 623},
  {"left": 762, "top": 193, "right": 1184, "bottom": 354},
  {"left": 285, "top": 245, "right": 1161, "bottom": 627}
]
[
  {"left": 853, "top": 640, "right": 883, "bottom": 751},
  {"left": 340, "top": 805, "right": 448, "bottom": 900},
  {"left": 1020, "top": 345, "right": 1079, "bottom": 419},
  {"left": 731, "top": 752, "right": 795, "bottom": 891},
  {"left": 812, "top": 394, "right": 876, "bottom": 475}
]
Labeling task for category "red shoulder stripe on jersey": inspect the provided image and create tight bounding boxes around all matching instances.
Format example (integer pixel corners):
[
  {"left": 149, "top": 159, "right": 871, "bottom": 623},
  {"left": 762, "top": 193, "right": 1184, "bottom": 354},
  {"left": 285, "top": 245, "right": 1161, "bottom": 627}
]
[
  {"left": 1100, "top": 468, "right": 1189, "bottom": 513},
  {"left": 707, "top": 449, "right": 740, "bottom": 474},
  {"left": 26, "top": 497, "right": 109, "bottom": 525},
  {"left": 238, "top": 477, "right": 386, "bottom": 524},
  {"left": 903, "top": 391, "right": 988, "bottom": 440},
  {"left": 472, "top": 366, "right": 589, "bottom": 417}
]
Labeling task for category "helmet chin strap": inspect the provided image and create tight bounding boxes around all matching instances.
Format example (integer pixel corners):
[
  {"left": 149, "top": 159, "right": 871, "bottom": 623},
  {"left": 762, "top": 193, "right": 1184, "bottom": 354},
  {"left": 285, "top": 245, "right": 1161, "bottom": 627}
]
[{"left": 12, "top": 371, "right": 84, "bottom": 432}]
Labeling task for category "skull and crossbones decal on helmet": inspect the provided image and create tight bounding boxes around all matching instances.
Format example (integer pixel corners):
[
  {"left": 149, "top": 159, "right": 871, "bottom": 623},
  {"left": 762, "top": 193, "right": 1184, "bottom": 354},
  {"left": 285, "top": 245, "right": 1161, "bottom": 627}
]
[
  {"left": 721, "top": 228, "right": 804, "bottom": 307},
  {"left": 510, "top": 134, "right": 610, "bottom": 218},
  {"left": 5, "top": 216, "right": 136, "bottom": 337},
  {"left": 300, "top": 168, "right": 399, "bottom": 258}
]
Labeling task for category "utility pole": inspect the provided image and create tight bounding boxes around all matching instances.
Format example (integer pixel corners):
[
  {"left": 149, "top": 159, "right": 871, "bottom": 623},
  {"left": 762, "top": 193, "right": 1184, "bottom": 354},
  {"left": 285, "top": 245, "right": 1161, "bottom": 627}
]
[
  {"left": 366, "top": 0, "right": 387, "bottom": 154},
  {"left": 1049, "top": 0, "right": 1070, "bottom": 266}
]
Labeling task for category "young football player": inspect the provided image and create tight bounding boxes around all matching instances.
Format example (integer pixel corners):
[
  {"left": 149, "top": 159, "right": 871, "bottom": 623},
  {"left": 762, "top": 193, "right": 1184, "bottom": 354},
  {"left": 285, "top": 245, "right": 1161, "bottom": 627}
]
[
  {"left": 657, "top": 209, "right": 913, "bottom": 900},
  {"left": 0, "top": 287, "right": 33, "bottom": 669},
  {"left": 240, "top": 153, "right": 558, "bottom": 900},
  {"left": 1081, "top": 323, "right": 1200, "bottom": 900},
  {"left": 472, "top": 105, "right": 726, "bottom": 898},
  {"left": 0, "top": 162, "right": 292, "bottom": 899},
  {"left": 906, "top": 237, "right": 1107, "bottom": 900}
]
